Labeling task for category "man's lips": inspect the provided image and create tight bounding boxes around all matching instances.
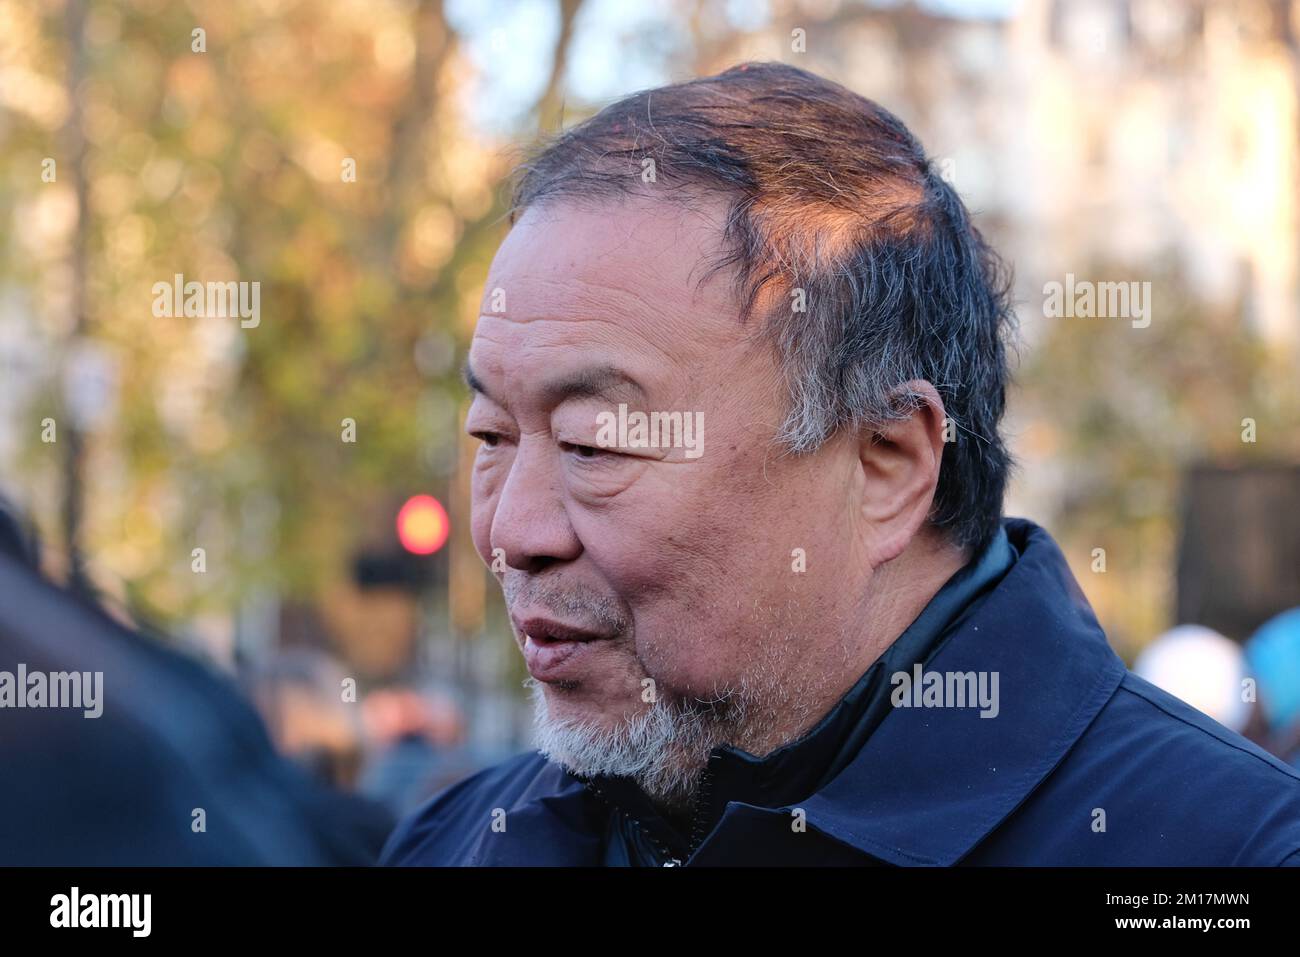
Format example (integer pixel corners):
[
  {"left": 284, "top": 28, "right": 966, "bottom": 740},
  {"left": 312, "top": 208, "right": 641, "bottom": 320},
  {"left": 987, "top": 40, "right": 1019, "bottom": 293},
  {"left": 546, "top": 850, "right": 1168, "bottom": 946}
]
[{"left": 513, "top": 615, "right": 612, "bottom": 682}]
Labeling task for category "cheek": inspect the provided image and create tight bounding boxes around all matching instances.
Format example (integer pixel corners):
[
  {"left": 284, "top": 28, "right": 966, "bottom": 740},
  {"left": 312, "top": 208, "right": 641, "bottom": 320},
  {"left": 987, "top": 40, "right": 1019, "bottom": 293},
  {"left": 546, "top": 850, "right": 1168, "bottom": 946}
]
[
  {"left": 572, "top": 479, "right": 757, "bottom": 689},
  {"left": 587, "top": 450, "right": 835, "bottom": 689},
  {"left": 633, "top": 607, "right": 757, "bottom": 701},
  {"left": 571, "top": 482, "right": 721, "bottom": 596}
]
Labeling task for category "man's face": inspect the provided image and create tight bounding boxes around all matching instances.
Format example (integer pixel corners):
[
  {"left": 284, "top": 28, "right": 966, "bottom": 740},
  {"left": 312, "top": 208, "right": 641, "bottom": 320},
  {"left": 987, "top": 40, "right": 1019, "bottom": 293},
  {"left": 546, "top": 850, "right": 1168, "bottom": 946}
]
[{"left": 464, "top": 195, "right": 870, "bottom": 777}]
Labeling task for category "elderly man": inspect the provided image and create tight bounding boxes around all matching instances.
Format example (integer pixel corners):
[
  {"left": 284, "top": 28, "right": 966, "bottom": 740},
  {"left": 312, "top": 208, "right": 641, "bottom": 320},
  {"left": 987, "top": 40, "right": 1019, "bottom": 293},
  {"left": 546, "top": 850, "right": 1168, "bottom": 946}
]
[{"left": 382, "top": 63, "right": 1300, "bottom": 866}]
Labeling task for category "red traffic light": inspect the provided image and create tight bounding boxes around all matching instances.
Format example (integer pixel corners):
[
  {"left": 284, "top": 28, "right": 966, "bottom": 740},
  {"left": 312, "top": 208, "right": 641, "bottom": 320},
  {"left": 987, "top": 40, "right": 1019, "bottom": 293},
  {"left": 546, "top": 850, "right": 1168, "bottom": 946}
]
[{"left": 397, "top": 495, "right": 449, "bottom": 555}]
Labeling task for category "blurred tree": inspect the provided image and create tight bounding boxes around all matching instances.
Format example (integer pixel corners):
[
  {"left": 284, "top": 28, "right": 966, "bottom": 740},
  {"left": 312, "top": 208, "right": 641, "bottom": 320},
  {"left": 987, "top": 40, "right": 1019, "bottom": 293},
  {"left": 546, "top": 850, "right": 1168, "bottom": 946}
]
[
  {"left": 0, "top": 0, "right": 582, "bottom": 648},
  {"left": 1018, "top": 263, "right": 1300, "bottom": 655}
]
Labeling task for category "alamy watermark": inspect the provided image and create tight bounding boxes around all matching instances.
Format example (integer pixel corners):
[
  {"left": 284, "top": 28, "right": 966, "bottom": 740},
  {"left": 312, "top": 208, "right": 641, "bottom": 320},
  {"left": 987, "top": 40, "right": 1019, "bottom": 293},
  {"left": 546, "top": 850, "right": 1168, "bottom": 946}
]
[
  {"left": 0, "top": 664, "right": 103, "bottom": 718},
  {"left": 152, "top": 273, "right": 261, "bottom": 328},
  {"left": 890, "top": 664, "right": 1000, "bottom": 718},
  {"left": 1042, "top": 272, "right": 1151, "bottom": 329},
  {"left": 595, "top": 403, "right": 704, "bottom": 459},
  {"left": 50, "top": 887, "right": 150, "bottom": 937}
]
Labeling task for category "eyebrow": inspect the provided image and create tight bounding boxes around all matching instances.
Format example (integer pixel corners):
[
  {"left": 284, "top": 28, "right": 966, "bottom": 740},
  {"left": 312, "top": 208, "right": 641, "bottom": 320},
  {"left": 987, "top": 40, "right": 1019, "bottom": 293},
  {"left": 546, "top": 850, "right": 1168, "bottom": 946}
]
[
  {"left": 462, "top": 359, "right": 492, "bottom": 400},
  {"left": 462, "top": 360, "right": 647, "bottom": 408}
]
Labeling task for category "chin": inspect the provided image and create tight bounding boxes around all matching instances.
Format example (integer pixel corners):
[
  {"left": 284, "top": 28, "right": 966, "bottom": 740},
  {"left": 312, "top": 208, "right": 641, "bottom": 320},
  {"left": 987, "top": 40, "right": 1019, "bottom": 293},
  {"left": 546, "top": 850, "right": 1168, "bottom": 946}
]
[{"left": 529, "top": 680, "right": 666, "bottom": 763}]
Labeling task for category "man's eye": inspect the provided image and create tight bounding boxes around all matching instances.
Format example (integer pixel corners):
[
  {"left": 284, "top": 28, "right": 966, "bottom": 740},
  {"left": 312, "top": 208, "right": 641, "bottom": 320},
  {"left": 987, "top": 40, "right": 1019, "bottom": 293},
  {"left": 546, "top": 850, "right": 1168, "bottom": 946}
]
[
  {"left": 471, "top": 431, "right": 501, "bottom": 448},
  {"left": 560, "top": 441, "right": 608, "bottom": 460}
]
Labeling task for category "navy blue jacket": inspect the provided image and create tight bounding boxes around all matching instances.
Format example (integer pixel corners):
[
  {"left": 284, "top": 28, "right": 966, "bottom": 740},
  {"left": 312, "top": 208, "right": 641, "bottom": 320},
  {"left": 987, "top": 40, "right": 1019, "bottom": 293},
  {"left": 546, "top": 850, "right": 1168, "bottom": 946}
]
[{"left": 382, "top": 519, "right": 1300, "bottom": 866}]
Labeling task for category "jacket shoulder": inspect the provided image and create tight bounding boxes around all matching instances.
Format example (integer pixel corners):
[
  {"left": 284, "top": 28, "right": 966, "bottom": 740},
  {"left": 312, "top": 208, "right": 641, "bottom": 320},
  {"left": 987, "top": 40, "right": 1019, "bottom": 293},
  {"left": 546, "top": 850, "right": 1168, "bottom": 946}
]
[
  {"left": 1060, "top": 671, "right": 1300, "bottom": 864},
  {"left": 1110, "top": 671, "right": 1300, "bottom": 782},
  {"left": 379, "top": 750, "right": 554, "bottom": 866}
]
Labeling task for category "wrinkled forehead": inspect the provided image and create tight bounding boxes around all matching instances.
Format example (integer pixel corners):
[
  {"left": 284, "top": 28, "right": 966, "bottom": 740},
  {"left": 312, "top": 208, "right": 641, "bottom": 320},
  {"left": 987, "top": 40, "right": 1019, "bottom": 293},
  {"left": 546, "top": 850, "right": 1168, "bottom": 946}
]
[{"left": 469, "top": 195, "right": 749, "bottom": 399}]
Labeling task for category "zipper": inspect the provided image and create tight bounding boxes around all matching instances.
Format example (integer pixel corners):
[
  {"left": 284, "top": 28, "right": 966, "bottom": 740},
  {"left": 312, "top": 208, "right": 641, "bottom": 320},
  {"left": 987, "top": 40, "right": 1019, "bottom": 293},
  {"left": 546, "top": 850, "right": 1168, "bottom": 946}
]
[
  {"left": 585, "top": 751, "right": 730, "bottom": 866},
  {"left": 585, "top": 778, "right": 684, "bottom": 866},
  {"left": 638, "top": 817, "right": 683, "bottom": 866},
  {"left": 683, "top": 752, "right": 722, "bottom": 859}
]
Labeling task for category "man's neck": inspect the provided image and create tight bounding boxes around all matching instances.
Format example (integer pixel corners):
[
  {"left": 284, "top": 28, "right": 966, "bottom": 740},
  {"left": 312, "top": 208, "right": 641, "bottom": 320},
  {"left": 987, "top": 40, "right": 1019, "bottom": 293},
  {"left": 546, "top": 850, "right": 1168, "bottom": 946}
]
[
  {"left": 859, "top": 530, "right": 972, "bottom": 673},
  {"left": 771, "top": 529, "right": 973, "bottom": 751}
]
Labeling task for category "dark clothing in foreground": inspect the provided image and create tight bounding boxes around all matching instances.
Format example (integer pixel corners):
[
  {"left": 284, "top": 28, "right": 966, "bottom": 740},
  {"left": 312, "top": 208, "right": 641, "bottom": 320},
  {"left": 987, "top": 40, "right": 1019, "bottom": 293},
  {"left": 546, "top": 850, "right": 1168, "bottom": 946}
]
[
  {"left": 0, "top": 552, "right": 392, "bottom": 865},
  {"left": 382, "top": 518, "right": 1300, "bottom": 866}
]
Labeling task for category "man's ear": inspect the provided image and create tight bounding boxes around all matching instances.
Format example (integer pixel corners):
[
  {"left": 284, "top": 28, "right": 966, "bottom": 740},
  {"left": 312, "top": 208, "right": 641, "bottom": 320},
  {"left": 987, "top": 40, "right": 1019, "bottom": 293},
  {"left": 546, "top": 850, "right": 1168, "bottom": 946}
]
[{"left": 856, "top": 379, "right": 947, "bottom": 566}]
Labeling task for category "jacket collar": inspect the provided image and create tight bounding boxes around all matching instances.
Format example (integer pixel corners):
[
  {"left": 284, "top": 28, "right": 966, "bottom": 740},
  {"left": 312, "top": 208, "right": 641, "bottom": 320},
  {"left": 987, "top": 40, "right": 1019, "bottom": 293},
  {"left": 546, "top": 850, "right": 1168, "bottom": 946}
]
[{"left": 770, "top": 518, "right": 1127, "bottom": 865}]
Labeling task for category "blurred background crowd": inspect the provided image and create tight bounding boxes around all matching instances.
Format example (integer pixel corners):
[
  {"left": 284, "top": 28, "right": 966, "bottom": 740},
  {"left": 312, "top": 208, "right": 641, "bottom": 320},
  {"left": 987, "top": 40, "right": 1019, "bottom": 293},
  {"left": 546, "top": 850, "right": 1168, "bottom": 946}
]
[{"left": 2, "top": 0, "right": 1300, "bottom": 862}]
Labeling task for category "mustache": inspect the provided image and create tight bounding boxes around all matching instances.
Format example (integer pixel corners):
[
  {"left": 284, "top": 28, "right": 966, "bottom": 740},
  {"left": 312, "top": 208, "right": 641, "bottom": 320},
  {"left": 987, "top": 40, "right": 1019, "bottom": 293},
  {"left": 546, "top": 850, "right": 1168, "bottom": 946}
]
[{"left": 502, "top": 575, "right": 630, "bottom": 636}]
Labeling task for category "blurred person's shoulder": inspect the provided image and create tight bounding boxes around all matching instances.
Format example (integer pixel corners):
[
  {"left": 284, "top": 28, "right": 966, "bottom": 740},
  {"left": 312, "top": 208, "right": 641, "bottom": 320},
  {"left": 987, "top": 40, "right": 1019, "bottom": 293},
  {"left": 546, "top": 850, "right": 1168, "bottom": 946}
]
[{"left": 379, "top": 750, "right": 602, "bottom": 866}]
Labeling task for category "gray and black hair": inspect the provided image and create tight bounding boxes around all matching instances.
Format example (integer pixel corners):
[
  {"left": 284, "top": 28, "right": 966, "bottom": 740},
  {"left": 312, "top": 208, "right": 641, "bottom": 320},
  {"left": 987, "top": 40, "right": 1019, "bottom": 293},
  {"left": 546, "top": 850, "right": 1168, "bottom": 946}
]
[{"left": 510, "top": 62, "right": 1016, "bottom": 553}]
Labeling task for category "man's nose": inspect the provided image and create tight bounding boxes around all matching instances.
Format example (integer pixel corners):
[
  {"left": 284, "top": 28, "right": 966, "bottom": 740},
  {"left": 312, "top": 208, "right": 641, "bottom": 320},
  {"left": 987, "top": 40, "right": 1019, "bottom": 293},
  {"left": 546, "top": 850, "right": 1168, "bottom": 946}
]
[{"left": 489, "top": 440, "right": 582, "bottom": 573}]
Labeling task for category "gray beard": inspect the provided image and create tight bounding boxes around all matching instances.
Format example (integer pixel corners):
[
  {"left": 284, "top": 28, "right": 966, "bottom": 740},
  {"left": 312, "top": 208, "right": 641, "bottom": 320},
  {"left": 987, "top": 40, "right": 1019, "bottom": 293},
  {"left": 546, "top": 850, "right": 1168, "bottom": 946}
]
[
  {"left": 526, "top": 648, "right": 827, "bottom": 815},
  {"left": 527, "top": 679, "right": 749, "bottom": 813}
]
